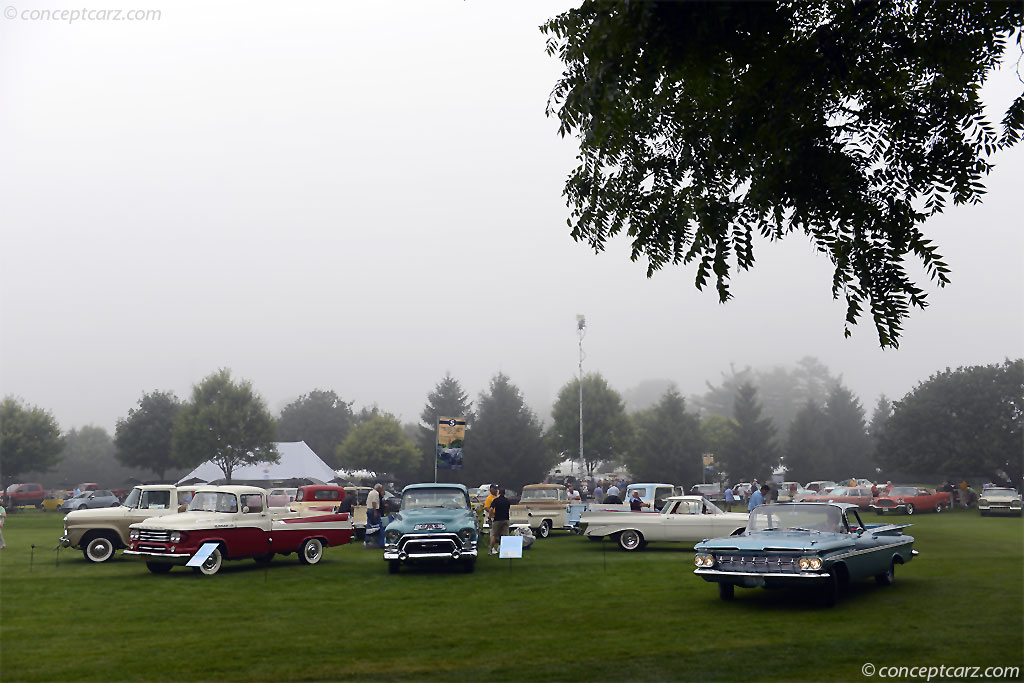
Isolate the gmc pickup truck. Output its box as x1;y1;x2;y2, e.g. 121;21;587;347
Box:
60;485;198;562
124;485;354;575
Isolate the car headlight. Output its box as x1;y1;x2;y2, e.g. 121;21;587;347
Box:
978;498;988;506
169;531;186;543
385;529;401;544
693;553;715;568
799;556;823;571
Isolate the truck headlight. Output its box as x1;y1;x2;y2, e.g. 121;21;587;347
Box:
385;529;401;544
170;531;186;543
130;530;139;540
799;556;823;571
458;528;474;543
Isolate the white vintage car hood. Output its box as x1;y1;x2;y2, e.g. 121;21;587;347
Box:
64;506;129;523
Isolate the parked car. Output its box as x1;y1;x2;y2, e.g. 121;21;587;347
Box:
804;481;837;493
60;485;195;562
694;502;918;606
383;483;478;574
977;488;1023;517
870;487;951;515
509;484;572;537
291;485;347;513
580;496;748;551
125;485;354;575
60;490;120;512
41;490;71;512
798;486;874;509
3;483;46;508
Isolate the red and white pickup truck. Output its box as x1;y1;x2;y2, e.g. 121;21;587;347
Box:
124;485;354;575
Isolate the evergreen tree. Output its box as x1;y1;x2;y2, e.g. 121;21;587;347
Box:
824;384;872;478
785;400;830;482
468;373;552;489
626;388;703;486
722;382;778;481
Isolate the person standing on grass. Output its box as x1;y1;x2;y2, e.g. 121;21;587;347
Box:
489;487;511;556
724;486;735;512
364;484;381;548
0;503;6;549
483;484;498;528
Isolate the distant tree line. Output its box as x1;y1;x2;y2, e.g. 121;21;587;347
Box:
2;359;1020;490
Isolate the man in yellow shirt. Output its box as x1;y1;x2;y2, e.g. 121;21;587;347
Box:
483;484;498;528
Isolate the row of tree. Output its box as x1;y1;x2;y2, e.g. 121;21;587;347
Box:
2;359;1020;490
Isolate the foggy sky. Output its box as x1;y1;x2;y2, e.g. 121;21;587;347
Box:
2;1;1022;437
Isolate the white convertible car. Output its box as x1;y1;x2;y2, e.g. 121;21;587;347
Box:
579;496;748;551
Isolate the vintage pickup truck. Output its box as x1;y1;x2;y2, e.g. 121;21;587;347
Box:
124;485;354;575
509;483;573;538
60;484;197;562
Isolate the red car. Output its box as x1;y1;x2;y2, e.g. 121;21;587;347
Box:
870;486;951;515
799;486;874;509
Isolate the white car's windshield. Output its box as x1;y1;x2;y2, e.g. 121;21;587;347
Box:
402;489;468;510
747;504;844;533
985;488;1016;497
188;492;239;513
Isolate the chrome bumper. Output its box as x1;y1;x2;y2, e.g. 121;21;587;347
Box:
123;550;192;559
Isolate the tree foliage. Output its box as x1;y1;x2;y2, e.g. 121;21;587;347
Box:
0;397;65;483
785;401;831;482
337;414;419;482
49;426;119;489
721;383;778;481
172;369;278;481
626;387;704;485
548;373;633;477
417;374;474;482
543;1;1024;346
277;389;354;468
466;373;553;489
876;360;1023;482
824;384;873;477
114;391;182;480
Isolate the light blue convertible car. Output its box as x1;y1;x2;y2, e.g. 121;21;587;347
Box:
694;502;917;606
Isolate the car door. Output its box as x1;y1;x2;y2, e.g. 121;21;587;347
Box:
662;499;707;541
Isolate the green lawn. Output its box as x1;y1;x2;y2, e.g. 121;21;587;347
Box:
1;509;1021;682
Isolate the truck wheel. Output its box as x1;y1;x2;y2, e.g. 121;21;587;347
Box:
718;583;735;601
618;530;643;551
146;562;172;574
536;520;551;538
299;538;323;565
83;535;117;563
194;547;223;576
388;560;400;574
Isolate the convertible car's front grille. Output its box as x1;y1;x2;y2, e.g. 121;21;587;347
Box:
136;529;171;543
715;553;802;573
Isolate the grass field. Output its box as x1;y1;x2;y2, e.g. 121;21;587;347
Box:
1;508;1021;682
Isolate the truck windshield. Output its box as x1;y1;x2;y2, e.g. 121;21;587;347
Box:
189;492;239;513
123;488;142;508
402;489;468;510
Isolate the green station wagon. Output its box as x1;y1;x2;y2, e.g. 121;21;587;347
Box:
383;483;479;574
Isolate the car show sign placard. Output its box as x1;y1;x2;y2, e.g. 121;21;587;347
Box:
436;416;466;471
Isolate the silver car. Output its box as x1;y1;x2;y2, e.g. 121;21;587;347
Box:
60;490;119;512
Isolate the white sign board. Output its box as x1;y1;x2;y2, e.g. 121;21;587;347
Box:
499;535;523;559
186;542;220;567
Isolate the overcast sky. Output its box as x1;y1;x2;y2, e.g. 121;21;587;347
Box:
2;1;1021;436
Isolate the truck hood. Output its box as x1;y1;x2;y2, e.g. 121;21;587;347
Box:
63;506;129;523
130;510;238;530
696;530;855;553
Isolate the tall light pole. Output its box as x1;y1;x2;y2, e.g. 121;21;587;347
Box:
576;314;586;478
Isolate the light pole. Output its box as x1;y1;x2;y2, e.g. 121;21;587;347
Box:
576;314;586;478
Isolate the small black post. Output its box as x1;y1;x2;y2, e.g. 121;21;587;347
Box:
30;544;35;572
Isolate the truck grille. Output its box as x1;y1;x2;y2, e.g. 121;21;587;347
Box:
398;533;463;556
136;530;171;543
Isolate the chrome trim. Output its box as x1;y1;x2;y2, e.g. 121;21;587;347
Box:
123;550;192;559
828;540;912;562
694;568;829;579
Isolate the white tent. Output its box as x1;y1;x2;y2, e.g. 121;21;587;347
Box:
176;441;335;485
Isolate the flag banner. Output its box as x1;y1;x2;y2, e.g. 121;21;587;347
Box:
436;416;466;470
702;454;715;467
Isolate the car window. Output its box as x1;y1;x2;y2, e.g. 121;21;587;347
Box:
189;492;238;513
655;487;671;501
674;501;699;515
243;494;263;512
139;490;171;510
314;490;339;500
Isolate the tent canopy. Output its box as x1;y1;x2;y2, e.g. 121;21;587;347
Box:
176;442;336;485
